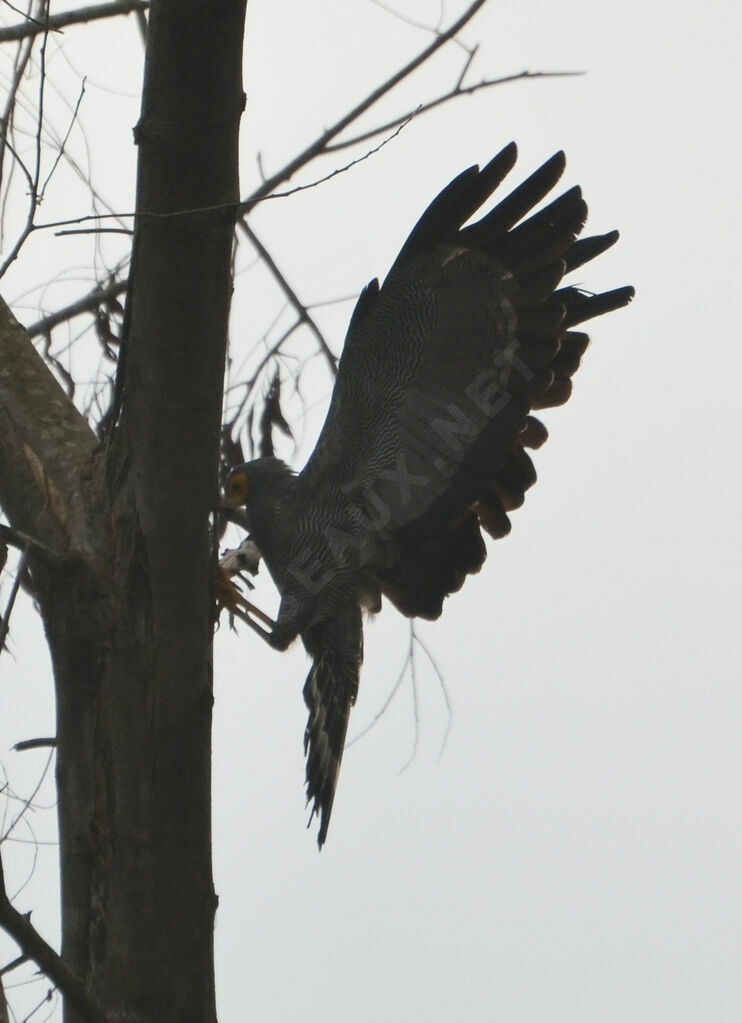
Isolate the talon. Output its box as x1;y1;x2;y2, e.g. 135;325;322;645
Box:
215;536;273;630
214;564;275;632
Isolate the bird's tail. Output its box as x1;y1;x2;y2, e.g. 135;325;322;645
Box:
302;610;363;847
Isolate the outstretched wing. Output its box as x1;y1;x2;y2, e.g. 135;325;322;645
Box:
297;142;633;618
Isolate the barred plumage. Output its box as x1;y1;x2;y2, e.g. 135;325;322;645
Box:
224;142;634;846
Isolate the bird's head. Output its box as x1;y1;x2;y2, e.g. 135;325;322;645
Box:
224;468;250;508
222;457;294;511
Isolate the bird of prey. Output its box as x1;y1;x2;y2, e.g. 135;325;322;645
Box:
223;142;634;846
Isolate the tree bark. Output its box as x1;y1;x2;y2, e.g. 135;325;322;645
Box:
0;0;246;1020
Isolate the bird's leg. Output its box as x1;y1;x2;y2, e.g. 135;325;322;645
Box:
229;603;300;651
229;601;280;641
214;566;276;630
231;594;275;629
216;556;305;650
216;574;297;649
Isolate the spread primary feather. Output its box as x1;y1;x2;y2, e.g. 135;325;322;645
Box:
224;142;634;847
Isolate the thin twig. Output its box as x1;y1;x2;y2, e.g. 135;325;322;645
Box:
55;227;133;237
25;278;127;338
2;0;38;20
0;0;149;43
23;67;572;240
0;23;36;243
455;43;478;91
0;525;61;565
0;137;35;198
39;77;86;199
0;0;50;279
224;318;302;436
0;544;29;653
347;630;413;748
31;0;49;201
238;220;338;377
0;953;29;977
19;3;495;241
347;622;452;766
325;70;584;152
0;969;7;1023
0;849;111;1023
12;739;57;753
2;749;55;846
134;5;147;43
239;112;414;209
244;320;302;390
364;0;447;36
411;624;452;761
399;624;420;773
20;987;58;1022
240;0;491;212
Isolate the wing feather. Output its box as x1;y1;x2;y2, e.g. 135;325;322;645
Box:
296;143;634;618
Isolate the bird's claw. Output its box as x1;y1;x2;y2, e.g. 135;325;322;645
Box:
215;538;287;645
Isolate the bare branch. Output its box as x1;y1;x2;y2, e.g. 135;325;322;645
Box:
39;76;86;199
325;69;584;152
2;751;54;851
12;739;57;753
0;848;112;1023
0;0;148;43
25;278;127;338
0;966;7;1023
411;624;452;761
0;953;28;977
0;294;98;550
134;4;147;42
31;1;49;199
21;988;58;1021
455;42;478;89
347;630;413;749
248;112;413;206
1;136;35;195
0;0;51;280
399;624;420;773
241;0;491;211
347;622;452;765
238;219;338;377
8;1;511;256
23;64;579;250
240;320;301;392
363;0;446;35
0;542;28;652
223;320;303;452
0;25;36;242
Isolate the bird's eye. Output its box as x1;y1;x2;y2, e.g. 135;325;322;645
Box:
225;471;249;506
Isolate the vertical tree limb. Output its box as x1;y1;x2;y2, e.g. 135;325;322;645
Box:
70;1;247;1020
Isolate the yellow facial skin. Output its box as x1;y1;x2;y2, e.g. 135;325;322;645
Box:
224;471;249;508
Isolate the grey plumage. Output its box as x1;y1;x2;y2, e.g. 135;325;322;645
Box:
225;142;634;846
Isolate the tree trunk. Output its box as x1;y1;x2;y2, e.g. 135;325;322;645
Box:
0;1;247;1019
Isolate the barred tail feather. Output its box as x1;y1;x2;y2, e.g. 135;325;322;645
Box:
302;614;362;847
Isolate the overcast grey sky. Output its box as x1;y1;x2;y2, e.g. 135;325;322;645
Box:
1;1;740;1020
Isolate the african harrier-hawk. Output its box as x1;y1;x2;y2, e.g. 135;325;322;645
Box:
224;142;634;846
